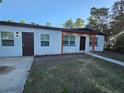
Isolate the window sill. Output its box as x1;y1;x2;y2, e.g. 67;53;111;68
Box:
41;46;50;47
1;46;14;48
64;45;76;46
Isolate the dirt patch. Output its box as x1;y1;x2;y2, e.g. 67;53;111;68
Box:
0;66;15;74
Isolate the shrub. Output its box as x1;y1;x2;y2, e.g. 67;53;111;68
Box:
116;33;124;53
63;87;70;93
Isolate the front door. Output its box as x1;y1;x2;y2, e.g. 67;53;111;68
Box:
80;36;86;51
22;32;34;56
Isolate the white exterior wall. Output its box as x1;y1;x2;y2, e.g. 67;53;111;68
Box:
95;35;104;51
0;25;104;57
0;25;62;57
63;34;90;53
85;35;91;52
0;26;23;57
34;30;62;55
88;35;105;51
63;35;80;53
62;33;104;53
0;31;22;57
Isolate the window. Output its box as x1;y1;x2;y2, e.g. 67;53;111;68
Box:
1;32;14;46
89;36;93;46
70;36;75;46
64;35;75;46
96;37;98;46
64;35;69;46
89;36;98;46
41;34;49;46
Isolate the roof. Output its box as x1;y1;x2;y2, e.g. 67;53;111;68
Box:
0;21;104;35
64;28;104;35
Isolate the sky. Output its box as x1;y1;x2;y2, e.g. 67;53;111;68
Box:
0;0;117;27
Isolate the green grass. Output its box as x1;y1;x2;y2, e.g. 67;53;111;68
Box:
24;54;124;93
93;51;124;62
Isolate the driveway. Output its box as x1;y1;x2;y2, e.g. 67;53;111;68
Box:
0;57;33;93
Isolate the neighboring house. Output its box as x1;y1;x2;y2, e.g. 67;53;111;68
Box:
0;21;104;57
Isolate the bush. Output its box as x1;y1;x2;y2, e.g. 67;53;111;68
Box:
105;44;112;50
116;33;124;53
63;87;70;93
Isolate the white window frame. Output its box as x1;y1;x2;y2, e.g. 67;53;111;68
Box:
1;32;14;46
64;35;75;46
41;34;50;47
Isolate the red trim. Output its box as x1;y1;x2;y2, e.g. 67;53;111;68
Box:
92;34;96;51
61;32;64;54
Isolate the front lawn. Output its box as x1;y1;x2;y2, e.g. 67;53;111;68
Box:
24;54;124;93
93;51;124;62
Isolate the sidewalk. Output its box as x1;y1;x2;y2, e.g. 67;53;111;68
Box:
85;52;124;67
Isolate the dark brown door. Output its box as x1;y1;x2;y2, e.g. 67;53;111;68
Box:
80;37;86;51
22;32;34;56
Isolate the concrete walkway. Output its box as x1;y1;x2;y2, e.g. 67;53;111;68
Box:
0;56;33;93
86;52;124;67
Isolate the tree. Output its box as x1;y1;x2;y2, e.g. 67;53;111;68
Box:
7;19;15;22
86;7;110;39
110;0;124;35
31;22;36;25
110;15;124;35
73;18;85;28
20;20;26;24
45;22;52;27
86;16;98;30
90;7;109;32
86;7;110;40
112;0;124;18
63;19;74;29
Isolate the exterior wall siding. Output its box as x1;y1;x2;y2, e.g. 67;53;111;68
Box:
34;30;62;55
0;26;22;57
63;33;90;53
0;25;62;57
95;35;104;51
63;35;80;53
88;35;105;51
0;25;104;57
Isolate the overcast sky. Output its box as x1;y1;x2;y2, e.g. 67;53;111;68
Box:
0;0;117;27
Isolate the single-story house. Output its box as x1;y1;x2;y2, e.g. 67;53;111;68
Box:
0;21;104;57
